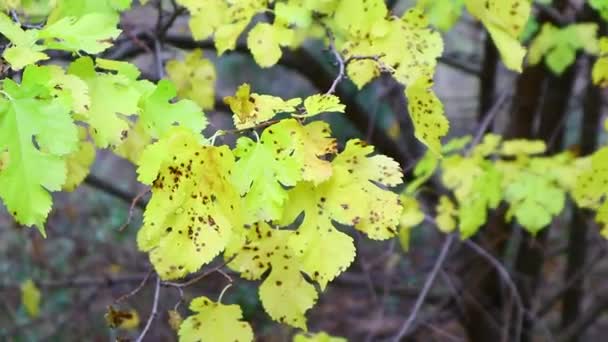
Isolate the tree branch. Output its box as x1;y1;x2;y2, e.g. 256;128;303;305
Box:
135;276;161;342
391;233;456;341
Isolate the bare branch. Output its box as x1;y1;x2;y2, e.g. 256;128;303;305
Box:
467;89;512;154
391;233;456;341
135;276;161;342
558;292;608;342
84;174;147;209
463;240;525;342
0;273;149;290
119;188;150;232
115;269;154;303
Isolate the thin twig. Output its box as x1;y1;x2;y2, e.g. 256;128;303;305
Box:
119;188;150;232
135;276;161;342
0;273;149;290
217;283;232;303
84;174;147;209
463;240;524;342
318;20;384;94
537;248;607;317
558;292;608;342
391;233;455;341
115;269;153;303
172;286;185;311
157;1;186;39
153;38;164;79
467;90;511;154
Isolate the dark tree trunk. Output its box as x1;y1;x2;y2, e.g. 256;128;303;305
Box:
479;35;498;119
561;54;603;340
513;63;576;342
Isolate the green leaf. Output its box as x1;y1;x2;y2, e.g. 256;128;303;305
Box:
503;171;565;234
293;332;347;342
500;139;546;156
39;13;121;54
418;0;465;32
138;79;207;139
593;37;608;87
528;23;598;75
275;2;313;28
0;12;48;69
63;127;95;191
0;65;78;232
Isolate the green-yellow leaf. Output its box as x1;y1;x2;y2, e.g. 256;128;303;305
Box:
593;37;608;87
302;94;345;117
227;222;318;329
465;0;531;72
405;77;449;155
166;49;217;110
138;79;207;139
279;139;402;289
503;171;565;234
20;279;41;318
0;12;48;69
247;22;295;68
231;119;335;223
39;13;121;54
500;139;546;156
63;127;96;191
224;84;301;129
293;332;347;342
436;196;456;233
418;0;465;32
398;194;424;251
68;57;142;148
179;296;253;342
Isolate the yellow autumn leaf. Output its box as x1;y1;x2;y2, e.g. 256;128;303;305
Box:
20;279;41;318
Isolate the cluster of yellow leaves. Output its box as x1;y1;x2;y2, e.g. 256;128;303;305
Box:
175;0;449;153
335;3;448;153
136;90;404;331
